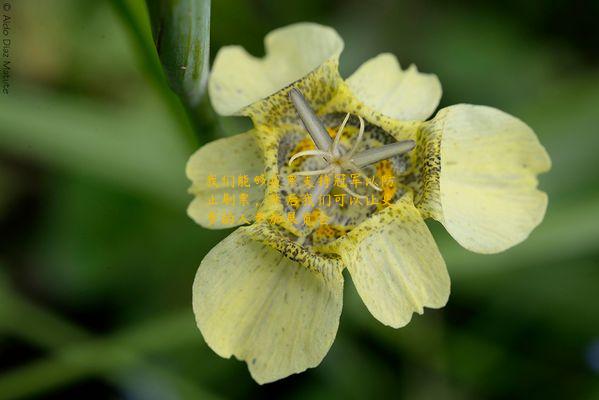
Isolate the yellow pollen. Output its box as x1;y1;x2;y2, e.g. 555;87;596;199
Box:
326;127;337;139
376;159;397;208
291;138;315;156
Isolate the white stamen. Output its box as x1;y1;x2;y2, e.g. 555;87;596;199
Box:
331;112;351;156
347;115;365;158
288;149;331;166
287;89;417;230
348;164;383;192
294;167;334;177
341;185;367;199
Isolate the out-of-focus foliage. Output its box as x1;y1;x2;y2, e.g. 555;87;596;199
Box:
0;0;598;399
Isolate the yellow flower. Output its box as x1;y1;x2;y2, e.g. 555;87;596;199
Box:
186;23;551;384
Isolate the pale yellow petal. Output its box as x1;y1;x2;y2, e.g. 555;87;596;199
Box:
430;104;551;253
192;227;343;384
346;53;442;121
336;194;449;328
209;23;344;116
186;131;265;229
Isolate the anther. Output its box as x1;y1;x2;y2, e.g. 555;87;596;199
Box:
289;88;333;152
287;88;417;229
351;140;416;167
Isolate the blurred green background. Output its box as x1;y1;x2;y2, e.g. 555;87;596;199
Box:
1;0;598;398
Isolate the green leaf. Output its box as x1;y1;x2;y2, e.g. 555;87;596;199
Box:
0;87;190;207
147;0;211;108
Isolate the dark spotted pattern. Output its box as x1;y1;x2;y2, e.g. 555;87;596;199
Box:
414;117;443;219
276;113;411;246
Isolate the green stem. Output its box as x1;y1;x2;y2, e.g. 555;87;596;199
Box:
108;0;199;149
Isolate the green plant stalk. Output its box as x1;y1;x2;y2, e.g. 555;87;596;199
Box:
109;0;200;149
146;0;217;143
148;0;210;107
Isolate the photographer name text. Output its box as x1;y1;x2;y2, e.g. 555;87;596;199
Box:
2;1;12;95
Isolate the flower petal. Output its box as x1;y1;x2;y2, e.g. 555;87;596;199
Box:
192;227;344;384
346;53;442;121
336;194;449;328
186;131;265;229
422;104;551;253
209;23;344;116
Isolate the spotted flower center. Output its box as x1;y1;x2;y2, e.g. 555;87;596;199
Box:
266;89;419;247
288;112;383;198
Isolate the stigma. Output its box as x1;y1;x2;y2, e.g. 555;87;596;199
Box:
289;110;383;198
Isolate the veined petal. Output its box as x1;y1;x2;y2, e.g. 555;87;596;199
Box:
192;227;343;384
209;23;344;117
335;194;449;328
422;104;551;253
186;132;265;229
346;53;442;121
